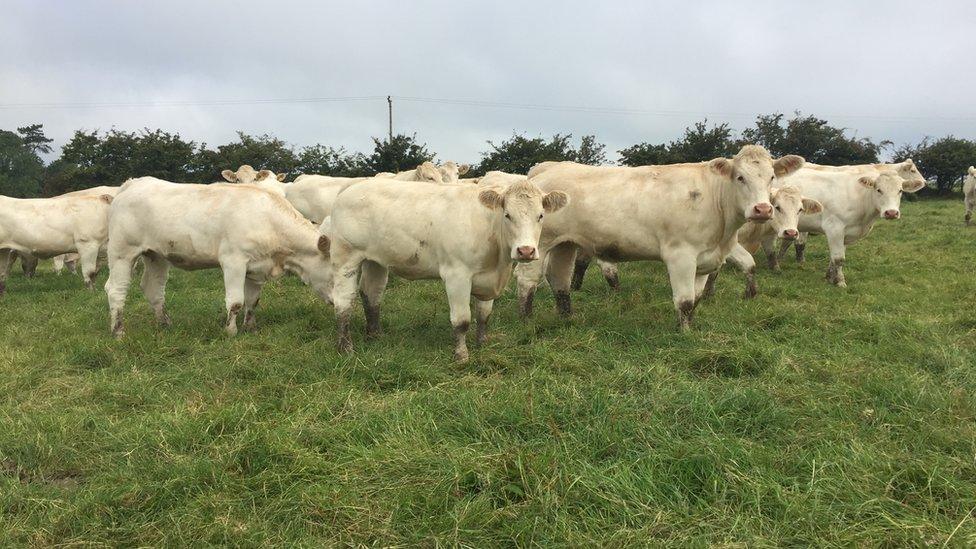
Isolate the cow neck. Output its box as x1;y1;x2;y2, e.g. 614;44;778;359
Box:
485;208;516;295
854;184;882;228
711;174;746;246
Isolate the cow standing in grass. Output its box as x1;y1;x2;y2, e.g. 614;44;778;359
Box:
703;185;823;298
964;166;976;225
515;145;804;329
328;178;567;361
0;193;114;295
104;177;332;338
775;162;926;287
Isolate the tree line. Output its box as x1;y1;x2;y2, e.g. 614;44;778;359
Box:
2;113;975;198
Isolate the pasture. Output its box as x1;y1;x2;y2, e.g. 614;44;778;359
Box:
1;198;974;546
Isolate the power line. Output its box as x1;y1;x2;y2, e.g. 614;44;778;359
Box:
0;93;972;124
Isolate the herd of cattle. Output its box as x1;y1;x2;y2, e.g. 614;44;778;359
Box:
1;146;972;361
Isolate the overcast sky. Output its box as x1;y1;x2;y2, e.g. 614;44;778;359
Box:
2;0;973;164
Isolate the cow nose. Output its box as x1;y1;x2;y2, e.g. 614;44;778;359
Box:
751;203;773;220
883;209;900;220
782;229;798;239
516;246;536;260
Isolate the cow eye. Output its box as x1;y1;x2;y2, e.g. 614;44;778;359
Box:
876;189;882;194
774;205;782;212
537;214;544;221
737;175;745;183
504;213;511;220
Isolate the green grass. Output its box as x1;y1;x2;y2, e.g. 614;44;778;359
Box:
1;198;975;546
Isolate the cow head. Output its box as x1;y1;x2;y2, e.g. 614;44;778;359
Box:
969;166;976;177
710;145;804;222
859;172;924;220
296;223;334;304
415;162;444;183
769;186;822;240
222;164;258;184
478;182;568;262
894;159;926;190
437;161;471;183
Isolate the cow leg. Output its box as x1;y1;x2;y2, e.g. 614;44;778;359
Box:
0;249;14;296
53;254;66;275
546;242;577;317
77;241;102;290
794;232;808;264
443;273;473;362
475;299;493;345
823;226;847;288
242;277;263;332
597;259;620;291
701;270;719;300
65;255;78;274
19;253;38;279
694;274;711;303
105;252;138;338
331;248;365;354
515;255;545;318
761;236;780;271
359;260;389;338
725;243;758;299
220;260;248;336
570;248;591;291
664;253;698;330
966;199;974;226
140;253;172;328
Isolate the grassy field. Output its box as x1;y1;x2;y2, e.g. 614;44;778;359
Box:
1;198;974;546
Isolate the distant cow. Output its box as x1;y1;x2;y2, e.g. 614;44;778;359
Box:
53;253;80;275
221;165;288;196
0;193;114;294
703;185;823;298
515;146;804;329
329;178;567;361
104;177;332;338
965;166;976;225
775;161;926;286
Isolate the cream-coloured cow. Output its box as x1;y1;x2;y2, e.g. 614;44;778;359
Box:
774;162;926;286
964;166;976;225
53;253;80;275
515;145;804;328
703;185;823;298
0;193;114;294
329;178;568;361
221;165;288;196
104;177;332;338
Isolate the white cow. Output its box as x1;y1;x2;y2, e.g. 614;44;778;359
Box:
104;177;332;338
775;162;926;286
515;145;804;328
964;166;976;225
221;165;288;196
0;193;114;294
329;178;568;361
53;253;80;275
703;185;823;298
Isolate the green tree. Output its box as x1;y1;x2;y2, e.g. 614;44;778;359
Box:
619;120;734;166
192;132;298;181
893;136;976;194
576;135;607;166
362;134;434;174
475;133;582;175
0;129;44;197
17;124;53;155
740;113;882;165
296;144;366;177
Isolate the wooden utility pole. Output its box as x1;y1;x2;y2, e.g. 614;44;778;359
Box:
387;95;393;142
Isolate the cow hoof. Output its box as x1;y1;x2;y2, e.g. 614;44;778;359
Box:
454;349;470;363
836;281;847;289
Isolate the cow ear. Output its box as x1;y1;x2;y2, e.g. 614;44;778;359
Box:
256;169;272;181
221;169;237;182
709;158;733;178
858;176;877;189
316;235;330;255
542;191;569;213
417;162;440;181
478;189;504;210
458;164;471;176
773;155;805;177
276;173;287;182
99;194;114;204
801;198;823;214
902;178;926;193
